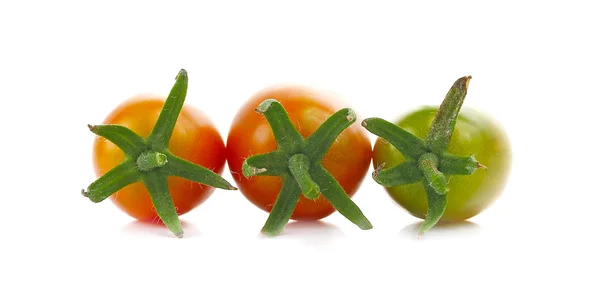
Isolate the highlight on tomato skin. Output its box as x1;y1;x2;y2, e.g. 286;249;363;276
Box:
93;95;227;221
226;85;373;223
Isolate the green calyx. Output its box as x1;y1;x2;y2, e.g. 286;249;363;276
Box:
81;69;237;238
242;99;372;236
362;76;485;235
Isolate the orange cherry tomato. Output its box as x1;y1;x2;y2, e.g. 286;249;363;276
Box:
93;94;226;221
226;85;372;220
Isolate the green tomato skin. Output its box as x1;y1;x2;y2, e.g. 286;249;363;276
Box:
373;107;512;222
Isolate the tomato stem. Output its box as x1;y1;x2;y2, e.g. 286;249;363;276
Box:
362;76;486;235
305;108;356;160
242;151;289;177
87;124;145;157
372;161;423;187
261;175;301;237
256;99;305;155
426;76;471;154
439;153;484;175
137;151;168;171
361;118;427;160
142;172;184;238
418;153;449;195
164;154;238;190
147;69;188;150
82;160;140;202
243;99;372;236
289;154;320;200
419;185;447;235
310;165;373;230
83;69;236;238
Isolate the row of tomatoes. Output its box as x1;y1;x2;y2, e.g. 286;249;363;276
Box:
87;70;511;237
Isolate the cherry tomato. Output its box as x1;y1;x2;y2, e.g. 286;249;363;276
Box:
226;85;372;220
93;94;226;221
373;107;511;222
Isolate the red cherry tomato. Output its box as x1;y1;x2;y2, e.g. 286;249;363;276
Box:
226;85;372;220
93;95;226;221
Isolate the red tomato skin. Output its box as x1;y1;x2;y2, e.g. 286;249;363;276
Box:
93;95;226;221
226;85;372;220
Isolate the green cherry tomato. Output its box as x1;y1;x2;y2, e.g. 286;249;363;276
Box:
373;107;511;222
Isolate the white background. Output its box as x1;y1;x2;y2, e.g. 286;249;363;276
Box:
1;1;598;302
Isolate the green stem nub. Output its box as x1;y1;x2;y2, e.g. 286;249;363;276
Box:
137;151;168;172
419;154;449;195
288;154;320;200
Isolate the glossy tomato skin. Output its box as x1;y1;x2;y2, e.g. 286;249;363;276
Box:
93;95;226;221
226;85;372;220
373;107;511;222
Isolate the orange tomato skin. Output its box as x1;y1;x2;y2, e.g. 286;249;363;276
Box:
93;95;226;221
226;85;372;220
